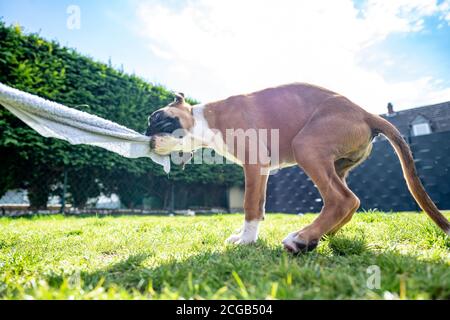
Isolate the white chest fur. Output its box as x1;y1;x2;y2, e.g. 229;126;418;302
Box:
190;104;243;166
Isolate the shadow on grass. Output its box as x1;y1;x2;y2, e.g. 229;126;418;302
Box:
44;235;450;299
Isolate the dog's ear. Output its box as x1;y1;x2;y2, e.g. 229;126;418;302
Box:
171;92;185;105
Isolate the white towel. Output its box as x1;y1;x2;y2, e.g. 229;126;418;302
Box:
0;82;170;173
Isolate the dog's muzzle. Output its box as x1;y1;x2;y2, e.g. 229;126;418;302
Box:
145;111;182;137
149;136;157;150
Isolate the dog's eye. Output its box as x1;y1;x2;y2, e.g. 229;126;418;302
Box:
149;112;160;124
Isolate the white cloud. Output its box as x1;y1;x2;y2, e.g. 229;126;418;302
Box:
439;0;450;24
134;0;450;113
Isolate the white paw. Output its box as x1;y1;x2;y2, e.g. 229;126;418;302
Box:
225;233;256;245
282;231;319;253
225;220;260;245
281;231;299;251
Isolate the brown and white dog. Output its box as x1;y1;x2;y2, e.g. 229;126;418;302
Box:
145;83;450;253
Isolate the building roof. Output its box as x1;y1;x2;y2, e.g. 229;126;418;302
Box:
381;101;450;137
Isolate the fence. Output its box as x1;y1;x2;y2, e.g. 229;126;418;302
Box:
0;166;229;215
266;130;450;213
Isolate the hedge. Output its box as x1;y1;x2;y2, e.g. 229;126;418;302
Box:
0;21;243;209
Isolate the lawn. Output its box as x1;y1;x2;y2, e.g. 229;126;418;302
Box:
0;212;449;300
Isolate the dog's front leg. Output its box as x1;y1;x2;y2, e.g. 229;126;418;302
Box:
226;165;269;245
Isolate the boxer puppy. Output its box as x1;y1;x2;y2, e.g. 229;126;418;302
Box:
145;83;450;253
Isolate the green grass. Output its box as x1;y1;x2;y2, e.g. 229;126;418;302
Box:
0;212;449;300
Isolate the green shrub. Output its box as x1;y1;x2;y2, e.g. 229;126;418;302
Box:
0;21;243;209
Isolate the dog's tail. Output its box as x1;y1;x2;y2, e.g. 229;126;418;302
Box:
366;114;450;235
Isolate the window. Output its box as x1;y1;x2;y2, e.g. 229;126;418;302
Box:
410;115;432;137
412;122;431;136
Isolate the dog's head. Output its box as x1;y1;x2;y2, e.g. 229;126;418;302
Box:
145;92;195;155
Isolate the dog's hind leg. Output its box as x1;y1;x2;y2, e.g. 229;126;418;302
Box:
327;146;372;235
325;164;359;235
226;164;269;244
282;108;369;253
282;147;360;253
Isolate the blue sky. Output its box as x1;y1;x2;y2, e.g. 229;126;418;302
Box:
1;0;449;114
